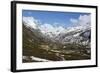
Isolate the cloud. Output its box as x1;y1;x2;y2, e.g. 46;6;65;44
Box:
39;23;65;37
70;14;91;28
23;14;91;37
22;16;66;37
23;16;39;29
39;23;55;33
78;15;91;26
70;18;78;24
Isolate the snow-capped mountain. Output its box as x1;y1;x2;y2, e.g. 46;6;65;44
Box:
22;14;91;46
23;16;39;29
55;28;91;45
23;15;91;62
39;23;66;38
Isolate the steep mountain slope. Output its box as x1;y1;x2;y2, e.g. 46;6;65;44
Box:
23;23;67;62
55;27;91;46
22;16;91;62
23;16;91;46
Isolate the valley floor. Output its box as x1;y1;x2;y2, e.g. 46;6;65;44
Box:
23;47;91;63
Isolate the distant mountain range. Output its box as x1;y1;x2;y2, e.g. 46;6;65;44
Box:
23;16;91;48
22;16;91;62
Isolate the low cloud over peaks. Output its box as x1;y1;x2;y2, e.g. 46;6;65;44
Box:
23;16;66;36
23;16;39;29
23;14;91;37
70;14;91;28
39;23;66;36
